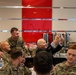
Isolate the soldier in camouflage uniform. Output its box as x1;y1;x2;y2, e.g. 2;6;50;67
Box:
0;41;11;64
0;49;32;75
51;44;76;75
6;27;30;57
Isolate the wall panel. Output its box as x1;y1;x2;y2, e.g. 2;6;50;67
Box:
22;0;52;43
0;0;22;41
52;0;76;42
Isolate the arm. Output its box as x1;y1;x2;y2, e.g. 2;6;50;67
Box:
51;44;62;54
0;51;4;58
18;37;30;56
47;43;62;54
0;64;10;75
51;65;58;75
47;33;64;54
24;66;32;75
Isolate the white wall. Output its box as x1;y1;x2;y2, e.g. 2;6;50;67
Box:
0;0;22;41
53;0;76;42
0;0;76;42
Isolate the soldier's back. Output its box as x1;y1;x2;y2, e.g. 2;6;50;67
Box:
0;62;25;75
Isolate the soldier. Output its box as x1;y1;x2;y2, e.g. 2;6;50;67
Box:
0;41;11;64
51;44;76;75
33;51;53;75
6;27;30;57
0;49;31;75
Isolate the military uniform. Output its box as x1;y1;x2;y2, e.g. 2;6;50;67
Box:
0;62;32;75
51;61;76;75
7;37;30;57
2;51;10;62
0;51;10;65
23;66;32;75
31;48;37;57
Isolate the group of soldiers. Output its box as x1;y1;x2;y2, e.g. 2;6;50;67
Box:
0;27;31;75
0;27;64;75
0;27;76;75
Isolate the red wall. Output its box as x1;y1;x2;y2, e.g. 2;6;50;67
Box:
22;0;52;43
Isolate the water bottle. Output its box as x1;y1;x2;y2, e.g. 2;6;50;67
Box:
0;58;4;69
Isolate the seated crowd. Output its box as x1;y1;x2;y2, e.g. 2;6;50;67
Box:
0;27;76;75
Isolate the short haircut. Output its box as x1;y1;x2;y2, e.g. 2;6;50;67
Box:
10;48;22;59
33;51;53;74
10;27;18;33
37;38;45;46
68;44;76;50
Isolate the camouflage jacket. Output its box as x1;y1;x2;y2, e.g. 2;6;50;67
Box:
2;51;10;64
51;61;76;75
7;37;30;56
0;50;10;65
0;62;32;75
31;48;37;57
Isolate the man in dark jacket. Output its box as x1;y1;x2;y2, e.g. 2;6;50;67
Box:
36;33;64;54
36;34;64;65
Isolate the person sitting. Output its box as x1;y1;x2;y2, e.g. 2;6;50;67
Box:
32;34;64;66
51;44;76;75
0;48;32;75
0;41;11;64
36;33;64;53
33;51;53;75
6;27;30;56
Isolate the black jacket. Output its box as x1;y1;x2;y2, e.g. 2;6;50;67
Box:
47;44;62;54
36;44;63;65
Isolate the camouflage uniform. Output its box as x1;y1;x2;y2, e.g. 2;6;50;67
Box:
1;51;10;64
51;61;76;75
0;62;32;75
31;48;37;57
0;50;10;65
7;37;30;57
23;66;32;75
